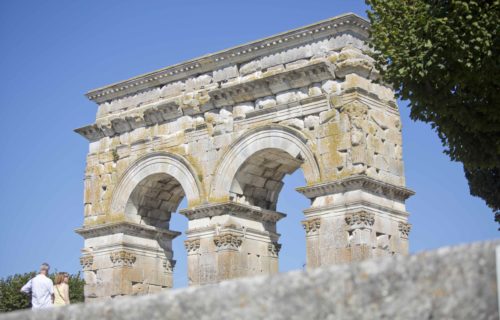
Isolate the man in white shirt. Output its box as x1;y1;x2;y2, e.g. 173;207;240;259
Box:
20;263;54;309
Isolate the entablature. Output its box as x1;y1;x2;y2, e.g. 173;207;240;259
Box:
296;175;415;202
86;13;369;104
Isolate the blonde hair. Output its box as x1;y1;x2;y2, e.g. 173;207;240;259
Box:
55;272;68;285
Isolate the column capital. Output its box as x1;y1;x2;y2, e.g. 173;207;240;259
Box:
110;250;137;267
345;211;375;230
184;239;201;254
398;222;412;239
268;242;282;258
214;232;244;251
80;255;94;271
163;259;176;273
302;218;321;236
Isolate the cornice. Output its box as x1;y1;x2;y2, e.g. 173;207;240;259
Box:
179;201;286;222
85;13;369;104
75;221;181;240
75;61;333;142
296;175;415;201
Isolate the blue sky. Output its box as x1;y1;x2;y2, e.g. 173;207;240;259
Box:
0;0;497;288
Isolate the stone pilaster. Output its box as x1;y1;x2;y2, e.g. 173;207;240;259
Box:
214;231;244;280
398;222;412;254
301;218;321;268
297;175;413;268
180;202;284;285
267;242;281;274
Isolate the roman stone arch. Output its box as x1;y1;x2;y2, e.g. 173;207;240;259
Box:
76;13;415;300
76;153;203;299
110;152;203;216
211;124;321;201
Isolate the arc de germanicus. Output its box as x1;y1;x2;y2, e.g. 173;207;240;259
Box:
75;13;414;301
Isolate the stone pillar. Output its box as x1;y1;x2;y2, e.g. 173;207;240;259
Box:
297;175;413;269
181;202;284;285
76;221;180;301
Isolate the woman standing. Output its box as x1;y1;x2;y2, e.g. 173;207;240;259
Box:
53;272;70;306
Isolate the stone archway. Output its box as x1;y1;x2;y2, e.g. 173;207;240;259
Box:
179;126;321;285
76;13;414;301
211;125;321;201
76;153;202;300
111;152;203;215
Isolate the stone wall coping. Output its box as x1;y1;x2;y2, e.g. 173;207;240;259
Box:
85;13;368;104
179;201;286;222
2;240;497;320
296;175;415;201
75;221;181;240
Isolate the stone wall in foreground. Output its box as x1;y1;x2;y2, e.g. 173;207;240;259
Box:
1;240;498;320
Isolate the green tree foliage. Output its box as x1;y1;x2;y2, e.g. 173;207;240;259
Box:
366;0;500;224
0;272;85;313
0;272;35;312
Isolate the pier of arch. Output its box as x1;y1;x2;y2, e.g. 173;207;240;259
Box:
75;13;414;301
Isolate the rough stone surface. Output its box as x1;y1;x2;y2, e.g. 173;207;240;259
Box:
2;241;498;320
74;13;415;300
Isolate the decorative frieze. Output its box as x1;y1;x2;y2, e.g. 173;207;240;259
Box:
345;211;375;229
110;250;137;267
214;233;243;251
80;255;94;271
302;218;321;235
184;239;201;254
398;222;412;239
268;242;282;258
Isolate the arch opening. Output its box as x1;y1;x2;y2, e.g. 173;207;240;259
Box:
227;146;310;275
211;125;321;200
229;148;304;211
125;173;185;228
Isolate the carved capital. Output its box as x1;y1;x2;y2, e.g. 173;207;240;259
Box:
398;222;411;239
268;242;282;258
110;250;136;267
162;259;176;273
345;211;375;229
302;218;321;235
80;255;94;271
214;233;243;251
184;239;200;254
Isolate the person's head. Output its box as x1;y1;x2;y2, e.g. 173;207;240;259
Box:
39;263;50;275
55;272;68;285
